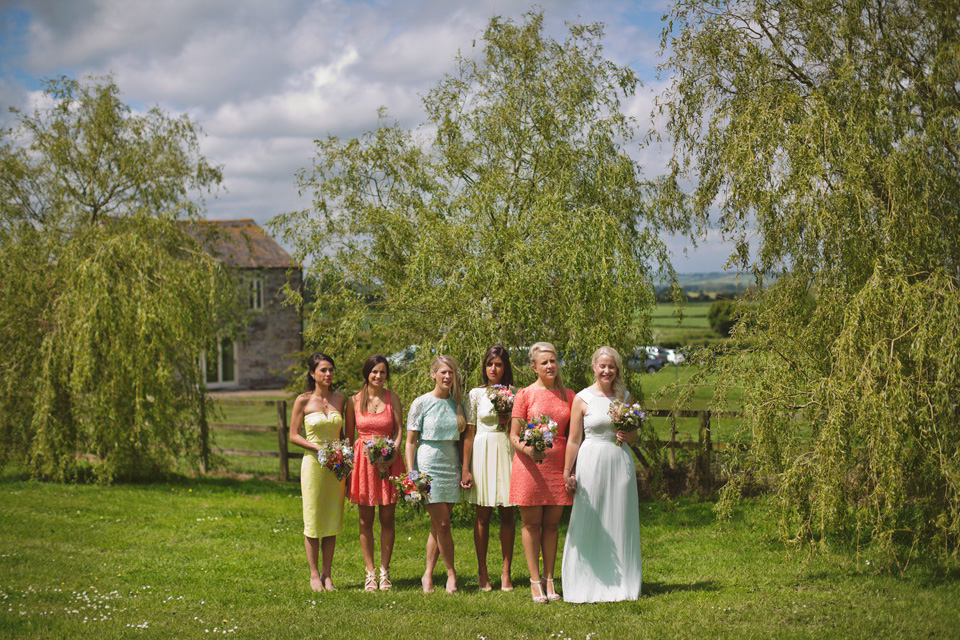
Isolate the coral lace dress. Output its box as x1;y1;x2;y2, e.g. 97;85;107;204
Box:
349;396;405;506
509;385;575;506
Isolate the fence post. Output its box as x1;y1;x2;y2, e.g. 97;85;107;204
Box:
697;409;711;487
199;397;210;474
669;414;677;469
277;400;289;482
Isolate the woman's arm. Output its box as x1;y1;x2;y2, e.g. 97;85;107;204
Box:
386;390;403;465
343;396;356;446
288;395;318;453
333;392;346;439
563;396;586;492
404;429;419;473
461;422;475;488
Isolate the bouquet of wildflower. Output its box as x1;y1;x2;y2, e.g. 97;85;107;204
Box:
520;414;558;462
364;435;396;478
316;440;355;480
607;401;646;446
486;384;516;432
390;470;432;506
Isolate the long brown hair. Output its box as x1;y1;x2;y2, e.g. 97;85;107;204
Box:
481;345;514;387
357;354;390;415
305;352;334;392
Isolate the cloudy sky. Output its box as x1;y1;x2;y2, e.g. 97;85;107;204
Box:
0;0;734;272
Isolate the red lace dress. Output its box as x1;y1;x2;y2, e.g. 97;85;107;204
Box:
508;385;575;506
349;396;406;506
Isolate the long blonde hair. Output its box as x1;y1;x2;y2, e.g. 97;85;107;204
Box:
430;355;467;433
529;342;565;392
592;346;626;401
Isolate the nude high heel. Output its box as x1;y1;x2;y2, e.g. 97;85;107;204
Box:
544;577;561;601
530;578;547;603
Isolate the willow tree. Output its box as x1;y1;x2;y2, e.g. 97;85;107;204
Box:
273;10;679;400
0;76;245;482
658;0;960;563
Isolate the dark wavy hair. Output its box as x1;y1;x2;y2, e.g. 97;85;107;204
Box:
358;354;390;415
481;345;514;387
305;352;335;392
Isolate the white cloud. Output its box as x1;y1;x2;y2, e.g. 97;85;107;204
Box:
0;0;731;271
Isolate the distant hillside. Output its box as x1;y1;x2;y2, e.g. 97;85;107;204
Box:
657;272;754;295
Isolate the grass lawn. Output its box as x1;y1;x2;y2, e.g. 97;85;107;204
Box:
1;473;957;639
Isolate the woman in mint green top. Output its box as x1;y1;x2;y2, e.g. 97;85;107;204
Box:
404;355;467;593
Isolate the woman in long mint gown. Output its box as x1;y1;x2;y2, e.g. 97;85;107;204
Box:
561;346;642;602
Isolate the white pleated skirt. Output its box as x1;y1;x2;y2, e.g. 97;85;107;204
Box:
466;430;513;507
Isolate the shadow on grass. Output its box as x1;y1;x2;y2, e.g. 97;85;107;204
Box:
642;579;721;596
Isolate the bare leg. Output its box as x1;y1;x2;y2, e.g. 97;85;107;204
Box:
474;505;493;590
498;505;516;590
377;504;396;590
319;535;337;590
422;527;440;592
305;536;322;592
357;506;377;574
426;502;458;593
540;505;564;599
378;504;396;570
518;505;544;597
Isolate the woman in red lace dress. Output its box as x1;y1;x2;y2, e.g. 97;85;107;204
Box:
345;354;405;591
509;342;574;603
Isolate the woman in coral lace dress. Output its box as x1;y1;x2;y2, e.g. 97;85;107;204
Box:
509;342;574;603
345;354;405;591
289;352;346;592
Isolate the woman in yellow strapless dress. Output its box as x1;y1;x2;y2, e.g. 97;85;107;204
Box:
290;352;346;592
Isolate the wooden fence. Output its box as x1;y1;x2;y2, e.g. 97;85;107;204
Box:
209;399;742;485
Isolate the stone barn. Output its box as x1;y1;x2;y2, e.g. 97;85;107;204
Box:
187;219;302;389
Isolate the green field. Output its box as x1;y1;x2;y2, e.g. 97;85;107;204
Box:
648;301;723;347
1;475;957;639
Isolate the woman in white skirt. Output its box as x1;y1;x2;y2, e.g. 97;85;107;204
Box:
561;346;642;602
461;345;516;591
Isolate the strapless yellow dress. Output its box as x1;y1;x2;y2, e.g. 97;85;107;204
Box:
300;410;346;538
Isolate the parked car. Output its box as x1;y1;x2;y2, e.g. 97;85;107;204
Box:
665;348;686;365
387;344;419;369
642;346;686;366
627;349;665;374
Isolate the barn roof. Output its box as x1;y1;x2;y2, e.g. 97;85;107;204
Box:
183;219;298;269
